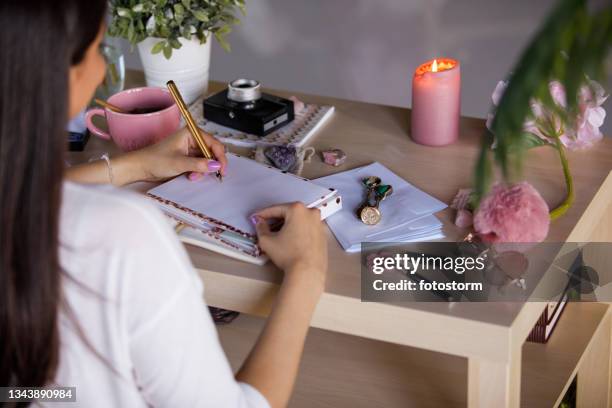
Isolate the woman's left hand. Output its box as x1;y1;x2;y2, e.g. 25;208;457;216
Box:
135;126;228;182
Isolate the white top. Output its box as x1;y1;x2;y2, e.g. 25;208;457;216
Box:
49;182;269;408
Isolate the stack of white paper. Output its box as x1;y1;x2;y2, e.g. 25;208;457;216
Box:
313;162;447;252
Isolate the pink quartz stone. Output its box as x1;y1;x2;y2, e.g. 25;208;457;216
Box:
322;149;347;166
289;96;306;115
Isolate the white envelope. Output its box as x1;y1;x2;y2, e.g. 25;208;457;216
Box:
313;162;446;252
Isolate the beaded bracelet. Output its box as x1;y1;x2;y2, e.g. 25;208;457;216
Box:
100;153;114;185
88;153;114;185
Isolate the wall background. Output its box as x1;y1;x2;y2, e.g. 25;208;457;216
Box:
121;0;611;135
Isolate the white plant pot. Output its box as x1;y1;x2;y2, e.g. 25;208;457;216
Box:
137;36;211;104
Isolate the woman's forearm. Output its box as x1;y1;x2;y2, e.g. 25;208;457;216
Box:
236;267;323;408
65;151;145;186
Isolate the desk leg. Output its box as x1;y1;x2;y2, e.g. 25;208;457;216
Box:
468;350;521;408
577;309;612;408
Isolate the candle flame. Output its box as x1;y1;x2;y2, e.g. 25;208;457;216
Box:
431;59;438;72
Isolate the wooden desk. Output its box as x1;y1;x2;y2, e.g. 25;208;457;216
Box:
70;70;612;408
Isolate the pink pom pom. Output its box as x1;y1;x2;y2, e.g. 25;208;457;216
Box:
474;182;549;243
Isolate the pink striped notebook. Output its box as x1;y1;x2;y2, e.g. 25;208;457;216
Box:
147;153;342;264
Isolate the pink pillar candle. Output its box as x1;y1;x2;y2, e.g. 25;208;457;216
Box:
411;58;461;146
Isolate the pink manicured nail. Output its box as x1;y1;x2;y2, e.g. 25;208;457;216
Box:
188;172;203;181
249;214;260;225
207;160;221;172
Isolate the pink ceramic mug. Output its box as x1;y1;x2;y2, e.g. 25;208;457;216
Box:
86;87;181;151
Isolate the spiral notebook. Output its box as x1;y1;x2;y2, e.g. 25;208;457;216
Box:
147;153;342;264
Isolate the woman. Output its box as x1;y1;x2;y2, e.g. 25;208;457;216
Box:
0;1;327;407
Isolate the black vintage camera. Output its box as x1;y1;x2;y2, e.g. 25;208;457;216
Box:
203;79;295;136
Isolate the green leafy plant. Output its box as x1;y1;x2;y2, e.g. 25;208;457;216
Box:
108;0;246;59
473;0;611;219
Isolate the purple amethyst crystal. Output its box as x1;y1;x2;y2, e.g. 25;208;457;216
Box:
264;145;297;171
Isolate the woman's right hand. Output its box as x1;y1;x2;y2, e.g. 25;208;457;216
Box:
252;203;327;292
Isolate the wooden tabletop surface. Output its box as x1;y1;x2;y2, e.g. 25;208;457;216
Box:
70;70;612;360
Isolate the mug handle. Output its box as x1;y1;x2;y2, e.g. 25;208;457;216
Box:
85;108;111;140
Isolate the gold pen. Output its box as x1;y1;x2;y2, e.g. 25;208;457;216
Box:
166;80;223;182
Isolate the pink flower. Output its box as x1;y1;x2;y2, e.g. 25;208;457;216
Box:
491;80;508;106
549;81;567;107
560;80;608;149
450;188;474;227
486;80;508;131
581;79;608;106
487;78;608;150
522;100;564;140
474;182;549;243
450;188;473;210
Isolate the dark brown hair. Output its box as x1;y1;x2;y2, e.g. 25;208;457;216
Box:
0;0;107;391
